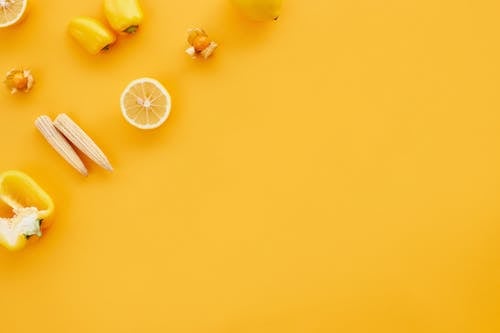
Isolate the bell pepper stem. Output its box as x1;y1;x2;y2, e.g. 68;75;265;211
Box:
124;25;139;34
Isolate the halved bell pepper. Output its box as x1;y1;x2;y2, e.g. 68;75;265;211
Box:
68;17;116;55
0;171;54;251
104;0;144;34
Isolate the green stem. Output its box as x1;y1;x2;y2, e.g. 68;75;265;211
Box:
124;25;139;34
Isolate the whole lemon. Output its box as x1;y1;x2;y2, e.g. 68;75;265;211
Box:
231;0;283;21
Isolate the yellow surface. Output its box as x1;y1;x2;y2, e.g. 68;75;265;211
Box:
1;0;499;331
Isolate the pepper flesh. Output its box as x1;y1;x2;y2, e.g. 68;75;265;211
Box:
68;17;116;55
104;0;144;34
0;171;54;251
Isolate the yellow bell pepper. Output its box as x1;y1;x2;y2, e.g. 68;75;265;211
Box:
0;171;54;251
68;17;116;55
104;0;144;34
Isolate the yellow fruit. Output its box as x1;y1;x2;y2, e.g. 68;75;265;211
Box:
185;28;218;59
0;170;54;251
120;78;172;130
0;171;54;219
103;0;144;34
231;0;282;21
4;68;34;94
68;17;116;55
0;0;28;28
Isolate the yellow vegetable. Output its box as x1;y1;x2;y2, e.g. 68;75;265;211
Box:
68;17;116;55
104;0;144;34
0;171;54;251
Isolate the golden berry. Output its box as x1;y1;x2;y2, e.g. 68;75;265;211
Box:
4;69;34;94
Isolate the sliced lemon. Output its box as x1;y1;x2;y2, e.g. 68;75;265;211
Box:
0;0;28;28
120;77;172;130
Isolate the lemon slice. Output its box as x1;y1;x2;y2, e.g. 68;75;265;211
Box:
0;0;28;28
120;78;172;130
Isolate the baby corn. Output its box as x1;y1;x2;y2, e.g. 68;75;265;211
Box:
53;114;113;171
35;116;88;176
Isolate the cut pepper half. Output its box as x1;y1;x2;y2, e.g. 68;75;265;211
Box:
0;170;54;251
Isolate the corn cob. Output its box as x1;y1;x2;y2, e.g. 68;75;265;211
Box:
53;114;113;171
35;115;88;176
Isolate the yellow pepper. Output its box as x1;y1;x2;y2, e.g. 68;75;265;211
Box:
68;17;116;55
0;171;54;251
104;0;144;34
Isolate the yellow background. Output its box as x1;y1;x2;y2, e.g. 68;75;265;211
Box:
1;0;500;331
